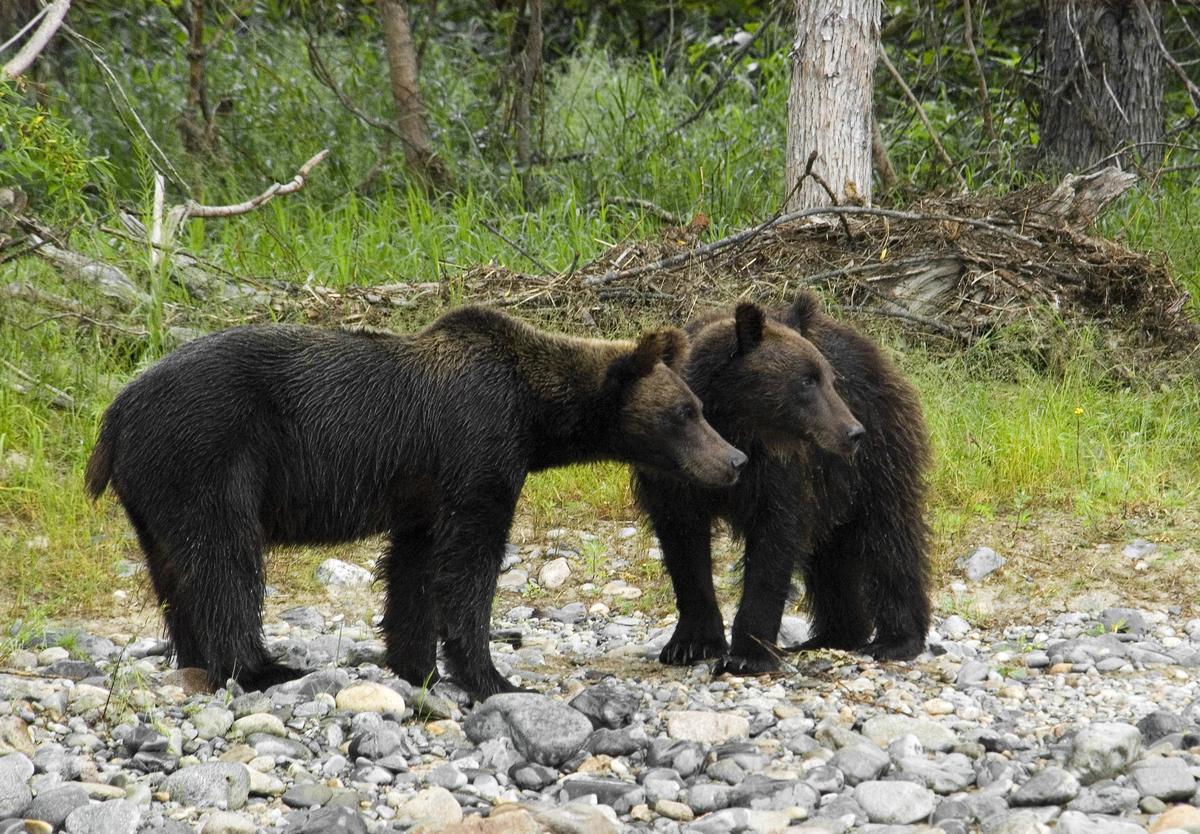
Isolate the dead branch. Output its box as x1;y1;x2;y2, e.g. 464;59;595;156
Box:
841;303;970;342
307;38;402;138
671;4;784;134
63;25;188;189
16;220;148;308
961;0;997;146
1;358;74;409
602;197;684;226
1134;0;1200;115
173;148;329;221
878;46;969;191
480;220;554;275
2;0;71;80
584;205;1041;286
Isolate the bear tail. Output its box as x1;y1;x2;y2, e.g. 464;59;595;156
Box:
84;418;115;499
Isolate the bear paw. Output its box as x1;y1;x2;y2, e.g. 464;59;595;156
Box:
864;636;925;661
714;653;781;676
659;632;728;666
235;660;305;692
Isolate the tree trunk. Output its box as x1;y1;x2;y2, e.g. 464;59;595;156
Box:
785;0;880;210
378;0;450;190
1039;0;1164;172
513;0;543;200
180;0;216;155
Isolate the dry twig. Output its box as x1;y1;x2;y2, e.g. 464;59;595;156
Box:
878;46;969;191
961;0;997;146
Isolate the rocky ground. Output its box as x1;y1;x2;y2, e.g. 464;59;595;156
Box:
3;534;1200;834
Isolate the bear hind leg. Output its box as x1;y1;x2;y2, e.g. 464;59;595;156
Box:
380;526;442;689
796;537;872;654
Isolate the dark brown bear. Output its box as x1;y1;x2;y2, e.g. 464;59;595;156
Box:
86;305;747;700
634;295;931;674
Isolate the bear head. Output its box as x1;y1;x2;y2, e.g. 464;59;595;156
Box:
606;328;748;487
695;300;864;459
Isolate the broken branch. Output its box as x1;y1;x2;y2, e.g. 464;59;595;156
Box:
3;0;71;80
879;46;969;191
175;148;330;220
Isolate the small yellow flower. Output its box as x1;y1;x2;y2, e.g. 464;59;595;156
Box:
1074;407;1084;416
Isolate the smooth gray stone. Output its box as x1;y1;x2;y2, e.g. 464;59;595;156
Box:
831;743;890;786
64;799;140;834
27;782;90;828
464;693;592;767
1129;756;1196;800
0;754;33;817
1011;766;1080;806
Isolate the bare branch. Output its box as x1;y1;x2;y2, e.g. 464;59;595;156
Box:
1;358;74;409
1134;0;1200;114
307;37;402;137
176;149;330;220
3;0;71;80
602;196;684;226
671;4;784;134
878;46;969;191
961;0;997;145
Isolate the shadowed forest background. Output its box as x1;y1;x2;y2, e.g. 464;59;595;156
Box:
2;0;1200;638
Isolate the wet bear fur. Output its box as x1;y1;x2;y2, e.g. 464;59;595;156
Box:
634;294;931;674
86;305;747;699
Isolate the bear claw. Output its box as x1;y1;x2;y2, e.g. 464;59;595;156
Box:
659;638;728;666
714;653;781;676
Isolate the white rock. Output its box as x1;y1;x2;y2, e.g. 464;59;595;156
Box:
315;558;373;588
666;711;749;744
336;682;406;715
539;557;571;589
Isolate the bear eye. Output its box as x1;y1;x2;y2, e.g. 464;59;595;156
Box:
798;374;817;389
676;403;697;421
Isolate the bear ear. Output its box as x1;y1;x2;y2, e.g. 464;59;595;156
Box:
733;302;765;356
656;327;687;372
611;331;666;382
789;290;822;335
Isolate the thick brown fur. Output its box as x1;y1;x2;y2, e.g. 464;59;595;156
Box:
87;305;746;699
634;292;931;674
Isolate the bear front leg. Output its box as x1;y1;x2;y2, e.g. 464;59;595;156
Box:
721;519;799;676
380;527;442;689
430;489;527;702
637;475;726;666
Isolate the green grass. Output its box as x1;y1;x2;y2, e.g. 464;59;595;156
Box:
2;21;1200;627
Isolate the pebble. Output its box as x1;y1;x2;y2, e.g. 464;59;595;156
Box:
854;780;935;824
667;711;750;745
334;682;406;714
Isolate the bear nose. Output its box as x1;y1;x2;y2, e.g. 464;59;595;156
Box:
847;423;866;443
730;450;749;472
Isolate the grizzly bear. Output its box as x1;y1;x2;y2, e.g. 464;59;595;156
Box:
634;295;931;674
86;305;747;699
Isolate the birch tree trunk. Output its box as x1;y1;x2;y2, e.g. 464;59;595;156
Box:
1039;0;1164;172
785;0;880;210
378;0;451;190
